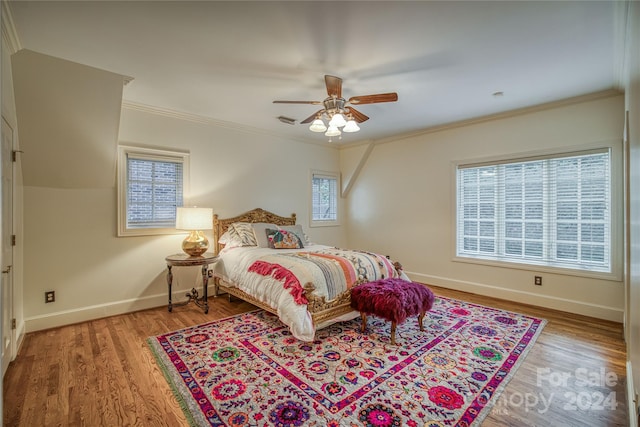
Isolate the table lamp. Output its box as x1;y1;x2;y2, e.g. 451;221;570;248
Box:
176;207;213;257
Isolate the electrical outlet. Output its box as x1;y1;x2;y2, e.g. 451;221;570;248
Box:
534;276;542;286
45;291;55;303
208;269;213;278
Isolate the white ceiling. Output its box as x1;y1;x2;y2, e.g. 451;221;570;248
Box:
6;1;622;145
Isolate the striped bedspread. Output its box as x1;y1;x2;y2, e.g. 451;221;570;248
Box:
248;248;399;304
213;244;404;341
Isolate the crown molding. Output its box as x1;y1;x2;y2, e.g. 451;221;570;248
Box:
121;100;336;148
1;1;21;54
122;100;214;125
613;1;630;90
358;89;624;149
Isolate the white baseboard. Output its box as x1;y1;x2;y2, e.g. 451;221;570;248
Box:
629;361;639;427
407;271;624;322
7;320;27;367
15;320;25;354
23;273;624;330
24;285;218;333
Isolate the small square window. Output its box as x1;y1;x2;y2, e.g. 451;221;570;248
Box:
117;145;190;236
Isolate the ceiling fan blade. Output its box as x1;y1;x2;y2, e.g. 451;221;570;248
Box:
348;92;398;105
301;110;324;124
346;107;369;123
273;100;322;105
325;75;342;98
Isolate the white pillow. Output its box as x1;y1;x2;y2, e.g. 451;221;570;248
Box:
250;223;277;248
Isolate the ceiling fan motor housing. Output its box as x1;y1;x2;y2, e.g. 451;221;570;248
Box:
323;97;346;117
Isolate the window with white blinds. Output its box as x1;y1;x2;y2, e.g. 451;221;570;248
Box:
456;149;612;273
311;171;339;226
127;157;183;228
118;146;189;236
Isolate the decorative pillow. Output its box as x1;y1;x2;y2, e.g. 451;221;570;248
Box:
278;225;309;246
231;222;257;246
251;223;278;248
218;230;245;248
265;228;305;249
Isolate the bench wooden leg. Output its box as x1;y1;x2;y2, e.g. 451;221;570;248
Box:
390;321;397;345
418;311;426;331
360;312;367;333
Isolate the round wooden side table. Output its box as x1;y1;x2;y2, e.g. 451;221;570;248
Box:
165;253;218;314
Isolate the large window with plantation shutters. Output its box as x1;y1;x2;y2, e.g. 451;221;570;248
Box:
455;148;615;274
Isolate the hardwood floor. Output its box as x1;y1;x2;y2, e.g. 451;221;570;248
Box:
3;286;629;426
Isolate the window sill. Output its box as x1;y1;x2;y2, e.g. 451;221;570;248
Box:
309;221;341;228
117;227;185;237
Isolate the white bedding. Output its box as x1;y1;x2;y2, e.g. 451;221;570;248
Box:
212;244;407;341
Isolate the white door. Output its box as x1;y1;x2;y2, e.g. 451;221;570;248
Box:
1;116;14;377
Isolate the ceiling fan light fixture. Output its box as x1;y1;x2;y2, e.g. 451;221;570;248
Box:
273;74;398;140
325;125;341;137
343;120;360;133
309;119;327;132
328;113;346;128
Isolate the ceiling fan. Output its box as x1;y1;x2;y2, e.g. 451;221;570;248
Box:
273;75;398;138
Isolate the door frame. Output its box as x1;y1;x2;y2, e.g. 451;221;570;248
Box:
1;114;15;377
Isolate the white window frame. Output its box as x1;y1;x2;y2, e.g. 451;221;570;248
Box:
452;142;623;280
310;169;341;227
117;145;190;237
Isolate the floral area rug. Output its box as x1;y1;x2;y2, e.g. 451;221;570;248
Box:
147;296;545;426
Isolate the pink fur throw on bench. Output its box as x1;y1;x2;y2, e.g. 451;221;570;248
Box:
350;278;435;324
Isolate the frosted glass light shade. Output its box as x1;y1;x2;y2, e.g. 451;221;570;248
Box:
343;120;360;133
309;119;327;132
176;207;213;230
325;126;341;137
329;113;346;127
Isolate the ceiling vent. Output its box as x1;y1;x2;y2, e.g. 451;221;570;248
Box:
277;116;296;125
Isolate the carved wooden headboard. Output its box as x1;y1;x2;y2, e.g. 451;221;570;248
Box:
212;208;296;255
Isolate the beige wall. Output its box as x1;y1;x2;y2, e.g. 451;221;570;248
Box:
342;94;625;322
11;50;125;189
22;107;345;331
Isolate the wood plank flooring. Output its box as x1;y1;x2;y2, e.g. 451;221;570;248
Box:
3;286;629;426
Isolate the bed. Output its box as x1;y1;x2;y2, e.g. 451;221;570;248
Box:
211;208;407;341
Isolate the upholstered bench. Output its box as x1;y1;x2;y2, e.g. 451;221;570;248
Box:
350;278;435;345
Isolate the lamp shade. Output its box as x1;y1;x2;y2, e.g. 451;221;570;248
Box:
176;207;213;230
